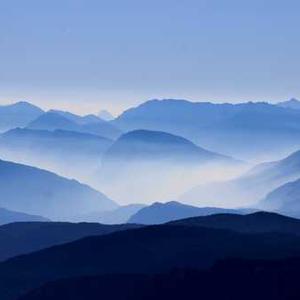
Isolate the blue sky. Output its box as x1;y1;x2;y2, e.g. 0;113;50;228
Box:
0;0;300;114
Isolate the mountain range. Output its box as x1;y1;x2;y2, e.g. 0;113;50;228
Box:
27;111;121;140
0;128;113;180
113;99;300;160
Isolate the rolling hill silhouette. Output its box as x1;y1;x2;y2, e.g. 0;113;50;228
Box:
1;212;300;299
0;221;140;261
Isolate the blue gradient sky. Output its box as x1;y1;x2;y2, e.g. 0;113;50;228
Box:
0;0;299;114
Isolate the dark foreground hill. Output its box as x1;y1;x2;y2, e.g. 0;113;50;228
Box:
1;217;300;299
0;222;140;262
20;257;300;300
169;211;300;235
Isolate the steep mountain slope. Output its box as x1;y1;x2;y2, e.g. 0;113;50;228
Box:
27;111;121;139
128;201;249;224
0;159;117;219
181;148;300;207
113;99;300;160
0;128;113;180
0;101;44;132
0;208;49;225
1;222;300;300
0;221;140;261
99;129;241;203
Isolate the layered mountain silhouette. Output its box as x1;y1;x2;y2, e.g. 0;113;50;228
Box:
0;101;43;132
1;212;300;299
0;208;49;226
0;159;117;219
0;128;113;180
128;201;250;224
103;129;233;164
0;128;112;155
27;111;121;139
19;257;300;300
113;99;300;160
48;109;101;124
0;221;140;261
181;147;300;207
99;129;240;203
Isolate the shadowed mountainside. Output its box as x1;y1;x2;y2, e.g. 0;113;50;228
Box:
0;159;117;220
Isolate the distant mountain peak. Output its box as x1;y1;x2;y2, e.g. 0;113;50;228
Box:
103;129;231;164
98;110;114;121
277;98;300;109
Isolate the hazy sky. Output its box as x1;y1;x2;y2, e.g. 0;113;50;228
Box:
0;0;300;115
